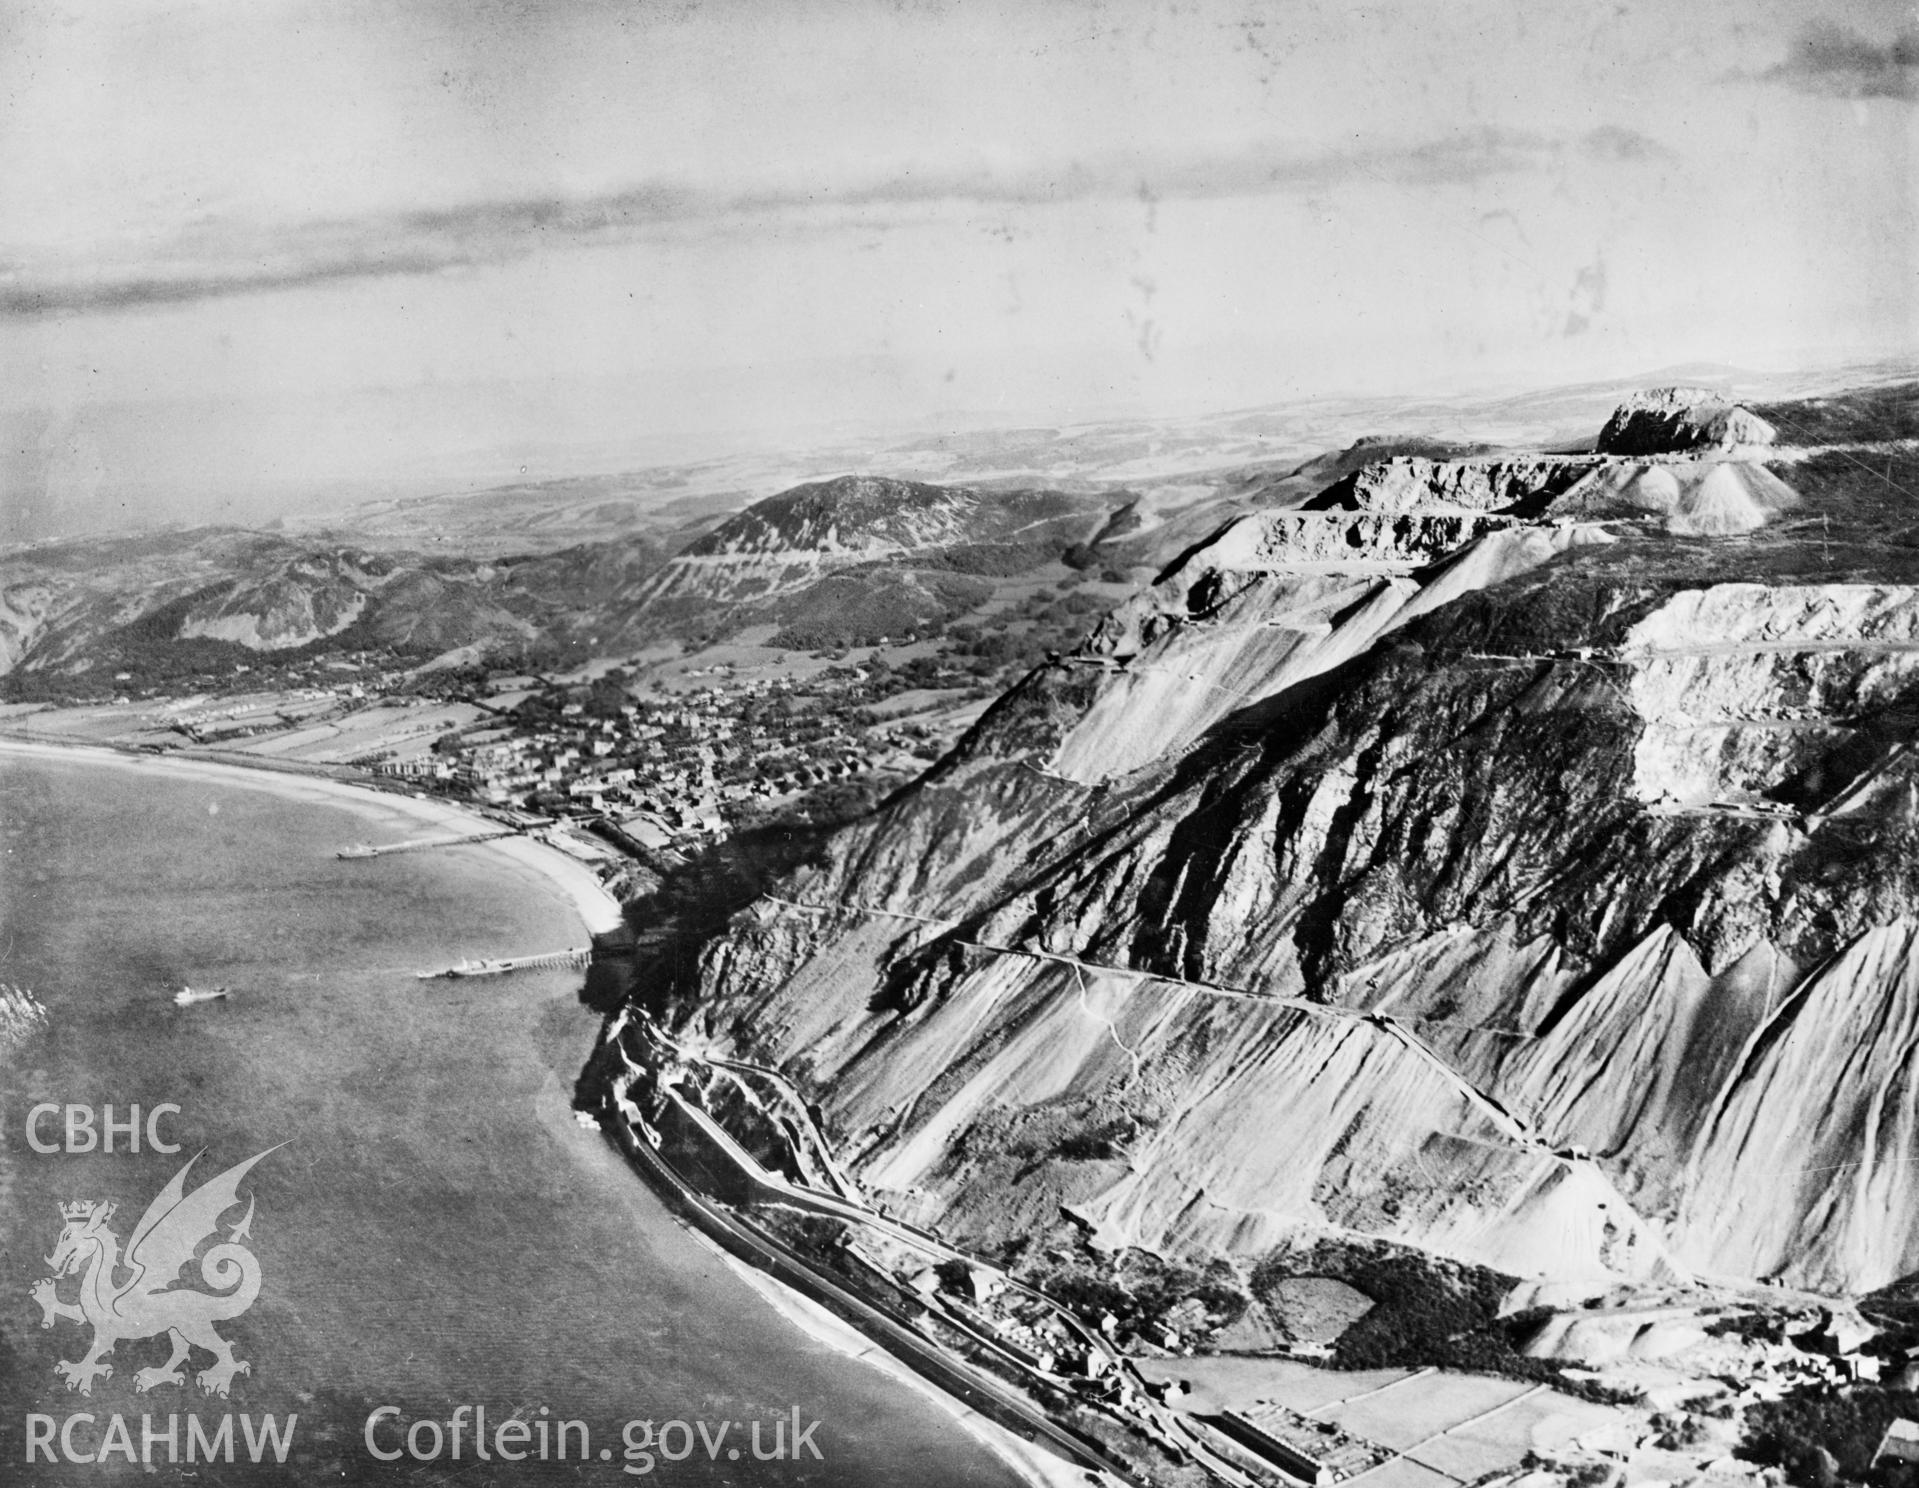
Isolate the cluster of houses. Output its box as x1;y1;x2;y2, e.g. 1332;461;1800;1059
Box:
399;672;935;846
907;1264;1092;1379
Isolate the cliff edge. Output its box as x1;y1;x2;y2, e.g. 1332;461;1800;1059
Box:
617;381;1919;1336
1596;386;1778;456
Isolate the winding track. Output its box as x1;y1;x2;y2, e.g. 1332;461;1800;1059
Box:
609;1015;1278;1488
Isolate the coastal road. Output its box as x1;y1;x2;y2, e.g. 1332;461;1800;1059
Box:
598;1086;1133;1486
623;1027;1266;1488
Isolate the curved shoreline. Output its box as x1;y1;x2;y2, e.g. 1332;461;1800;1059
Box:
0;735;625;937
719;1259;1114;1488
0;734;1088;1488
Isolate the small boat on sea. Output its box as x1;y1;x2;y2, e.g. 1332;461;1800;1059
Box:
173;985;230;1006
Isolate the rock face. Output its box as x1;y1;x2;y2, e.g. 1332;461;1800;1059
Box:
1054;519;1609;783
0;532;653;679
682;476;985;557
0;582;55;672
621;476;1116;625
650;383;1919;1299
177;551;381;649
1595;387;1777;456
2;473;1123;681
1309;456;1593;516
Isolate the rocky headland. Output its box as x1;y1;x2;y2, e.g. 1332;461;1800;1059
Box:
617;379;1919;1326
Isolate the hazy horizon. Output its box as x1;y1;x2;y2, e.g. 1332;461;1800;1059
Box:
3;0;1916;540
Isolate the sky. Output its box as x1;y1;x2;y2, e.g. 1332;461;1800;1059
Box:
1;0;1916;537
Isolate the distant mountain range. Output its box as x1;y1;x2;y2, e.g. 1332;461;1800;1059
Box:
0;471;1149;690
18;371;1919;1348
8;369;1916;703
0;529;669;683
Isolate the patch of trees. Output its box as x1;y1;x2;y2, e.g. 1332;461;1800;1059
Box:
1744;1387;1919;1484
1251;1238;1633;1403
918;542;1054;576
766;571;991;651
511;691;578;728
13;613;261;699
944;624;1045;673
578;671;633;716
1705;1311;1787;1345
5;578;481;705
1036;1250;1250;1341
1032;590;1109;622
880;653;969;690
416;661;492;694
1;667;112;703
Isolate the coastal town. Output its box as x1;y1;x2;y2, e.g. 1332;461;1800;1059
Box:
16;1;1919;1484
0;568;1127;860
0;643;996;861
391;660;959;848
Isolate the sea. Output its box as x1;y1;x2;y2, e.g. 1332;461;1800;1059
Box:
0;748;1027;1487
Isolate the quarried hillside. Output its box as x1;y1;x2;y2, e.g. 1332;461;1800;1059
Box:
613;475;1129;645
633;383;1919;1312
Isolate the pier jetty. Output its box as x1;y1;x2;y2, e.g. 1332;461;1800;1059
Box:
338;828;517;859
416;947;592;980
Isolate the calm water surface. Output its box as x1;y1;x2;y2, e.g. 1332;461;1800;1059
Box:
0;751;1024;1487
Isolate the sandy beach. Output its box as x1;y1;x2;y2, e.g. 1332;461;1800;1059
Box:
708;1246;1121;1488
0;735;627;938
1;733;1085;1488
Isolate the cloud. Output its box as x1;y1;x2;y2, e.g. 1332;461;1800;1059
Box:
1763;21;1919;99
0;126;1676;318
798;126;1675;206
0;186;703;318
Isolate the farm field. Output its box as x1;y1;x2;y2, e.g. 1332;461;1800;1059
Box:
1134;1357;1627;1485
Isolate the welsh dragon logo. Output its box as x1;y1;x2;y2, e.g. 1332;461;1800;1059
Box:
31;1146;279;1397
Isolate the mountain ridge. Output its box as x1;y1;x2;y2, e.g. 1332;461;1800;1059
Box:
631;381;1919;1310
